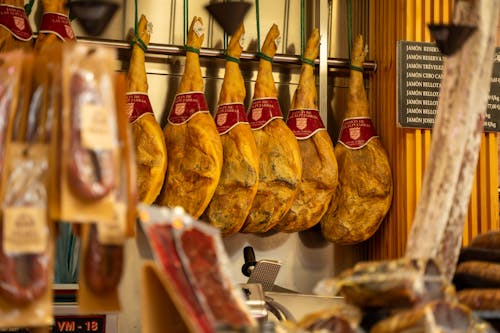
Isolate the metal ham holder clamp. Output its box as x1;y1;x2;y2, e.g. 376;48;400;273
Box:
240;246;296;323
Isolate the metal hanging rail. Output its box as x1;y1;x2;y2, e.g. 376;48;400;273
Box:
77;37;377;72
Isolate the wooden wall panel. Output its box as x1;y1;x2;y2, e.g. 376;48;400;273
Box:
366;0;499;261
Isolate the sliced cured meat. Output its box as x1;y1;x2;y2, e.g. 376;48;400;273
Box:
202;25;259;236
275;28;338;232
320;34;392;244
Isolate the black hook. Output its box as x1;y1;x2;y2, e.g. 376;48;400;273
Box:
428;24;476;56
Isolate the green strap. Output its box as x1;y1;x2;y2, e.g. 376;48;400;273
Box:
185;46;200;54
349;64;364;72
183;0;188;46
300;0;305;58
225;53;241;64
256;0;261;53
301;57;315;67
346;0;352;60
130;0;147;53
24;0;34;16
257;52;273;63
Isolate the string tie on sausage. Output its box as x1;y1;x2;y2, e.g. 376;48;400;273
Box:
185;46;200;54
224;52;241;64
257;52;273;63
301;57;315;67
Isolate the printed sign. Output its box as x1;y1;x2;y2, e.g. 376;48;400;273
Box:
397;41;500;131
168;92;209;125
338;117;378;149
247;98;283;130
287;108;326;139
215;103;248;135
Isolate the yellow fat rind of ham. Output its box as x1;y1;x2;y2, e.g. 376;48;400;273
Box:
0;0;32;52
202;25;259;236
241;24;302;233
320;34;393;244
156;17;223;219
275;28;338;232
127;15;167;204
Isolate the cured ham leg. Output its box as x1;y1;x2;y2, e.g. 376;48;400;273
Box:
34;0;75;53
320;34;392;244
275;28;338;232
202;25;259;236
241;24;302;233
126;15;167;204
156;17;223;219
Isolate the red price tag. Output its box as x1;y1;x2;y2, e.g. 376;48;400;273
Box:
53;315;106;333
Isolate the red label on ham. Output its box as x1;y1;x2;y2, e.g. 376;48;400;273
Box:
215;103;248;135
126;93;154;123
287;108;326;140
168;92;209;125
0;5;32;41
247;98;283;130
39;13;76;41
338;117;378;149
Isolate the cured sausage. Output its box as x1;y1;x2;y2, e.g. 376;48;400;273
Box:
67;72;115;201
457;289;500;310
405;0;500;281
370;300;484;333
0;225;48;305
83;224;123;293
0;54;49;305
470;230;500;249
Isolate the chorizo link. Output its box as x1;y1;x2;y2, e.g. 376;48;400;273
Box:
0;55;50;305
83;224;123;293
67;72;115;201
0;221;48;305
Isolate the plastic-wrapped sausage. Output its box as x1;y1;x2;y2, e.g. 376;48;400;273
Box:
83;224;123;293
67;72;115;202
